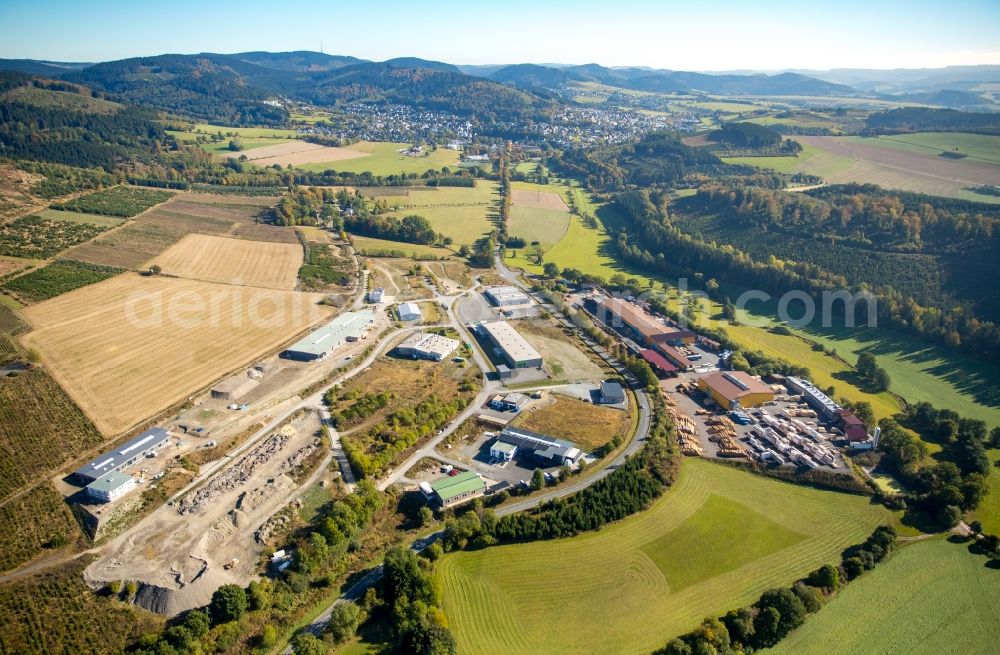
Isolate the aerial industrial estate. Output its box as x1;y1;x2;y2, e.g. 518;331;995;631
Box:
0;6;998;655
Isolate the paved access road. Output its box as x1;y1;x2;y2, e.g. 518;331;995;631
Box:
283;257;654;651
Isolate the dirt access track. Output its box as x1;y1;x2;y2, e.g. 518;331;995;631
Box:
85;413;322;616
798;136;1000;197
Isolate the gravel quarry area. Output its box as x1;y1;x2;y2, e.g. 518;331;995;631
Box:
84;413;323;616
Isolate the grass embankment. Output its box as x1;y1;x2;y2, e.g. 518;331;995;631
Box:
769;538;999;655
436;459;896;655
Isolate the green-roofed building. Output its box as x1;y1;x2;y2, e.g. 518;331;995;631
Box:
427;470;486;508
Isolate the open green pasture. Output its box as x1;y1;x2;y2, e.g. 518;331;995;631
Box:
437;459;895;655
375;183;498;246
770;538;999;655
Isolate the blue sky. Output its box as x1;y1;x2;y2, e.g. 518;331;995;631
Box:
1;0;998;70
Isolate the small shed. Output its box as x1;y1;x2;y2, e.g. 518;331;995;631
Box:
599;381;626;405
397;302;422;322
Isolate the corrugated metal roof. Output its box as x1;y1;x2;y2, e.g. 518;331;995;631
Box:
85;470;134;493
640;348;677;372
479;321;542;364
73;428;169;482
431;470;485;501
283;310;374;357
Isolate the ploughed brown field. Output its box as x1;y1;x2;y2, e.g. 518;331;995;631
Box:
224;141;369;167
511;189;570;212
799;136;1000;197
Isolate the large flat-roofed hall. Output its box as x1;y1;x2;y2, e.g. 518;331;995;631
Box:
484;285;530;307
476;320;543;369
72;428;170;485
281;310;375;361
697;371;774;410
395;332;460;361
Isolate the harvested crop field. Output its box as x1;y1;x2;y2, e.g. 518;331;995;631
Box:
146;202;258;226
65;222;187;268
62;194;268;268
20;274;330;435
151;234;303;290
511;188;570;212
437;458;896;655
226;140;368;167
797;136;1000;199
230;222;300;244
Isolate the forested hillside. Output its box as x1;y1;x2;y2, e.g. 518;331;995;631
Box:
865;107;1000;134
0;71;165;169
63;54;289;126
554;131;746;190
43;54;554;128
609;186;1000;364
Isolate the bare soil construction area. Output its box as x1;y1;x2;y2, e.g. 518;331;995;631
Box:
511;189;570;212
798;136;1000;197
85;413;323;616
225;141;369;167
151;234;303;290
516;319;605;382
20;274;330;435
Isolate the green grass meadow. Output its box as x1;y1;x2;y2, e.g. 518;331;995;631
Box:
375;183;498;247
507;205;571;246
770;538;1000;655
190;123;299;139
350;235;453;259
437;459;895;655
971;448;1000;534
721;138;854;177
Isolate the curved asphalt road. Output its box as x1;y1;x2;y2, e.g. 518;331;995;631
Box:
282;255;653;651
